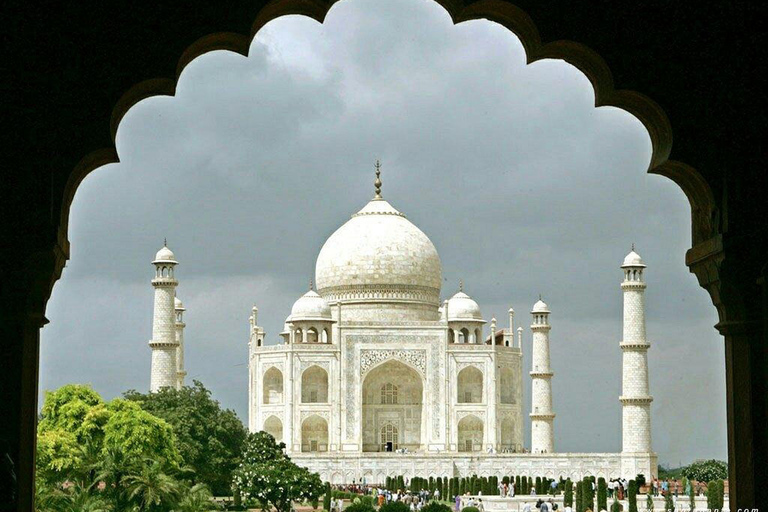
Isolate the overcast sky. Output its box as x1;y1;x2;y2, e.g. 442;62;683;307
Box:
40;0;726;467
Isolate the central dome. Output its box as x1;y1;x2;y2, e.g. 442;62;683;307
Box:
315;199;442;306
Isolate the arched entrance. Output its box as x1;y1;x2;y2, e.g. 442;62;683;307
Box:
301;365;329;403
263;415;283;443
262;367;283;404
458;414;484;452
362;360;423;452
457;366;483;403
301;415;328;452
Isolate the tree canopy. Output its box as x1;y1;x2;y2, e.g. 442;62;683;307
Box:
681;459;728;482
37;385;181;487
124;380;247;495
232;431;323;512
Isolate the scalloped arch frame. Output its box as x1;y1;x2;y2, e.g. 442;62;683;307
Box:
60;0;716;253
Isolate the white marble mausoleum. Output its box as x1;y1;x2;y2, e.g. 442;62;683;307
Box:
148;164;657;483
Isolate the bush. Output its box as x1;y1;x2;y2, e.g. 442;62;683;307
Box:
381;501;411;512
664;492;674;512
462;507;481;512
716;480;724;511
611;498;622;512
423;502;452;512
345;503;376;512
324;482;332;511
681;460;728;482
646;493;654;512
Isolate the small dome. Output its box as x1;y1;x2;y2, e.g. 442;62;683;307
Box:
447;291;484;322
174;297;185;310
153;245;177;264
622;249;646;268
289;290;332;322
532;299;550;313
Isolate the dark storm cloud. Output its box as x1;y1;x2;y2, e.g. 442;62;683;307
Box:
40;0;725;466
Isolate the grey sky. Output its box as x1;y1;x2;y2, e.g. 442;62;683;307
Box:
40;0;726;467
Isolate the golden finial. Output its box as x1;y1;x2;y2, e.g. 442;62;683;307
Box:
459;279;464;292
374;160;382;199
164;237;167;246
631;243;635;251
309;279;314;291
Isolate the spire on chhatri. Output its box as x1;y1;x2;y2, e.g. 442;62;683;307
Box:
309;279;314;291
459;279;464;293
631;242;635;251
373;160;383;199
164;237;167;247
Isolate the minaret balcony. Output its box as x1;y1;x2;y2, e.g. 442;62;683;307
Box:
619;341;650;349
529;370;554;378
619;395;653;404
529;412;555;420
151;277;178;286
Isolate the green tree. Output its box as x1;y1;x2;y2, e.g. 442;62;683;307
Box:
597;478;607;511
576;481;583;512
564;479;573;507
646;492;654;512
628;480;638;512
687;482;695;512
123;459;182;512
716;480;724;511
664;492;674;512
681;460;727;483
706;481;716;511
324;482;332;511
232;431;323;512
124;380;247;495
582;478;594;512
610;497;621;512
175;482;220;512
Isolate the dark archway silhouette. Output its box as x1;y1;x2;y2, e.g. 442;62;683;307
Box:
3;1;765;510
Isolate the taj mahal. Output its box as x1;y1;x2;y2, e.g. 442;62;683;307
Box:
146;164;657;483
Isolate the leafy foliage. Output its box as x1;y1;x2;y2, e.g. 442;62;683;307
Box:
380;501;411;512
422;502;452;512
124;380;247;496
35;384;217;512
461;507;481;512
646;492;654;512
232;431;323;512
681;460;727;482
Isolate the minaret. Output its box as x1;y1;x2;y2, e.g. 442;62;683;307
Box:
530;297;555;453
174;296;187;389
149;242;179;392
620;247;653;454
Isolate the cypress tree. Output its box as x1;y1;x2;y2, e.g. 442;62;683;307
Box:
611;497;621;512
576;481;583;512
597;478;608;511
628;480;638;512
459;478;465;496
583;477;594;512
706;482;716;511
399;475;406;491
716;480;724;511
536;477;542;495
324;482;332;512
687;481;695;512
564;479;573;507
515;476;521;495
664;492;674;512
647;492;654;512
